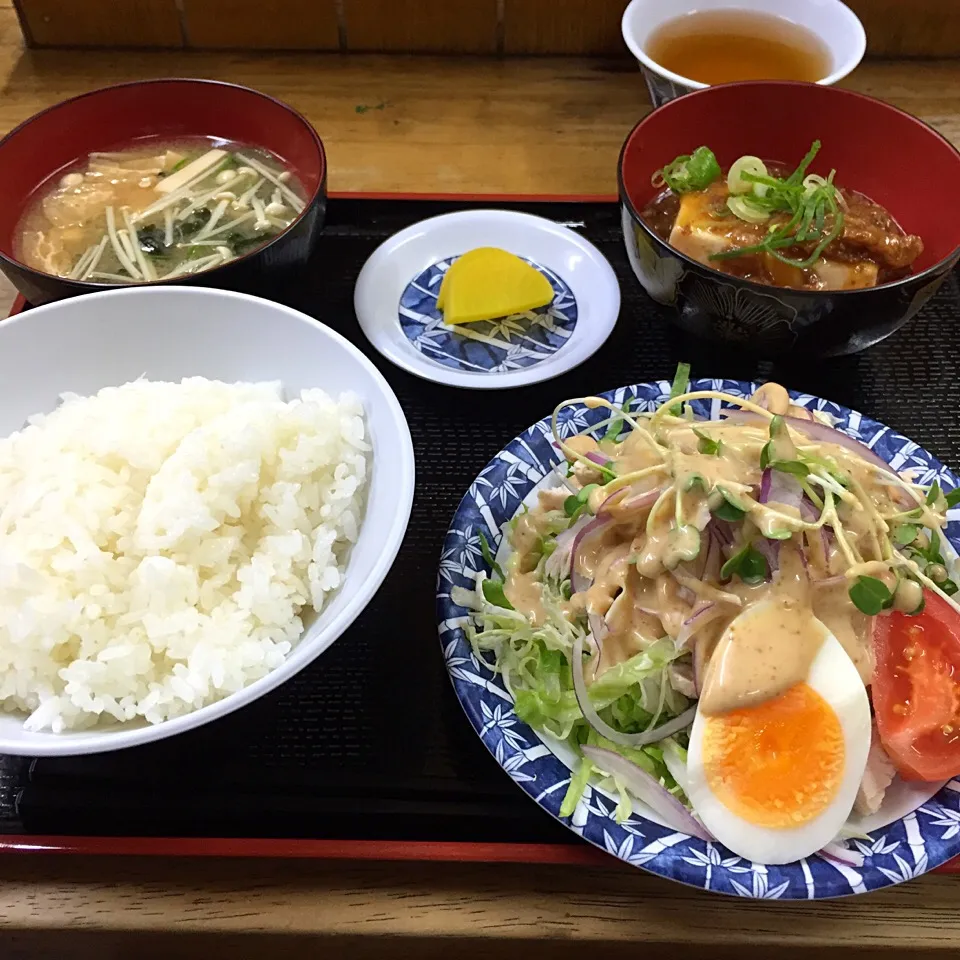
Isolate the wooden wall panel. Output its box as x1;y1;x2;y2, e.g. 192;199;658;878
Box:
846;0;960;58
14;0;183;47
182;0;338;50
343;0;498;53
10;0;960;56
503;0;628;56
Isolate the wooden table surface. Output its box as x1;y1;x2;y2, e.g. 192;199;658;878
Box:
2;3;960;955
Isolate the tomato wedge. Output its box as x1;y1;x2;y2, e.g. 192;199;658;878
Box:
873;589;960;781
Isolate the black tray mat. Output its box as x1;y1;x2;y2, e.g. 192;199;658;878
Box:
2;196;960;844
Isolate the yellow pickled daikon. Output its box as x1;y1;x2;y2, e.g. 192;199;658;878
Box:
437;247;554;325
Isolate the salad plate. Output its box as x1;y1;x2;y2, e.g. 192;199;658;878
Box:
437;376;960;899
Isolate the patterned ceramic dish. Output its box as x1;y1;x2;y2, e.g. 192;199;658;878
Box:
354;210;620;389
621;0;865;108
437;377;960;899
619;82;960;357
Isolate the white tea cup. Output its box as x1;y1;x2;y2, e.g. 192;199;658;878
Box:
622;0;867;108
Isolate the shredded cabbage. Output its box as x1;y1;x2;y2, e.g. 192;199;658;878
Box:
454;558;688;820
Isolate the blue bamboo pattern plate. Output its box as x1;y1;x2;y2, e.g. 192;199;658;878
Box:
437;378;960;899
398;256;577;374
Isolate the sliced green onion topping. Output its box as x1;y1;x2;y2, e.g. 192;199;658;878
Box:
727;155;768;196
727;195;770;224
656;146;721;195
706;140;846;269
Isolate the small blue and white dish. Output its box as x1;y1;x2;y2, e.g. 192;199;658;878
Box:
354;210;620;389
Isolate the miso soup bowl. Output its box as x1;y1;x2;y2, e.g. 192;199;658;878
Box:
622;0;866;108
619;81;960;357
0;79;326;306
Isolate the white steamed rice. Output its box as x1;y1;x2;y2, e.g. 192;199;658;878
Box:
0;377;369;733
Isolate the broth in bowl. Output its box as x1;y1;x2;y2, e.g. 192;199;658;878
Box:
16;138;307;284
645;10;832;84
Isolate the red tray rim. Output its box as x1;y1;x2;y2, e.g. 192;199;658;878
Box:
327;190;620;203
2;188;956;874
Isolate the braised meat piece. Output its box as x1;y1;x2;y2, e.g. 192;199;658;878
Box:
832;190;923;270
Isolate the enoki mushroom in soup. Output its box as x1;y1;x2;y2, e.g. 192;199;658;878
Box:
16;138;307;283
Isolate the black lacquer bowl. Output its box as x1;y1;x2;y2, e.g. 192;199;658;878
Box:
619;81;960;357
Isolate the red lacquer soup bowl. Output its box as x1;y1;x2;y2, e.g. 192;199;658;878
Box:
619;81;960;357
0;79;326;306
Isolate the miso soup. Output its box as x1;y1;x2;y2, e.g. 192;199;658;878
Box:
16;137;307;283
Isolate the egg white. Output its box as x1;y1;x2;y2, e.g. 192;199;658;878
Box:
686;625;872;865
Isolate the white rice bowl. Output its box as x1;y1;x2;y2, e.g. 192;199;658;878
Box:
0;377;369;733
0;286;415;757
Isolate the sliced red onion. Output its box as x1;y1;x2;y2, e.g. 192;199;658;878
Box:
819;841;865;868
597;486;628;514
570;515;611;594
759;467;804;511
708;517;735;547
705;531;723;581
588;611;608;648
813;573;847;589
800;495;819;522
571;634;696;747
759;467;771;502
809;531;844;586
723;410;896;477
582;745;712;841
676;600;727;650
544;514;591;581
620;487;663;510
585;451;609;467
676;584;697;605
753;536;780;576
690;525;722;581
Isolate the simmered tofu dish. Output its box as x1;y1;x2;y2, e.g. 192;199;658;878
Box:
640;141;923;291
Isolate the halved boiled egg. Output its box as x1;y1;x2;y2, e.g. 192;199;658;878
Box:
686;628;871;864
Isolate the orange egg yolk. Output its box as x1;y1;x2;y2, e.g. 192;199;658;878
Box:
701;682;845;828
